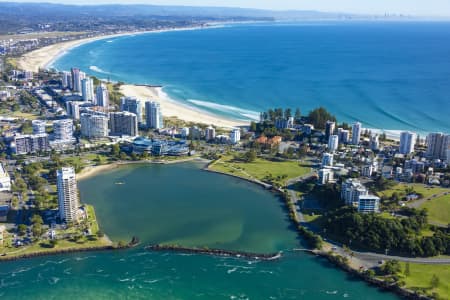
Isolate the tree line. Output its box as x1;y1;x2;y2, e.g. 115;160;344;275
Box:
322;207;450;257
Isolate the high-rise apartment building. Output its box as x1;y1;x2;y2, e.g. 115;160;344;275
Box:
57;167;79;223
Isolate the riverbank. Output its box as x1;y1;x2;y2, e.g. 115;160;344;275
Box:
76;156;207;181
0;237;139;263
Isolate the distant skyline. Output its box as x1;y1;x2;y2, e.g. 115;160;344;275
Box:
3;0;450;17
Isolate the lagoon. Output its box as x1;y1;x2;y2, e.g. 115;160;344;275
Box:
0;162;400;299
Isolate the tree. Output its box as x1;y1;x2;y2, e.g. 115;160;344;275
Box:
430;274;440;289
381;260;401;275
18;224;27;236
284;108;292;119
404;262;410;277
307;107;336;130
32;223;43;238
294;108;301;120
244;150;257;163
111;143;120;158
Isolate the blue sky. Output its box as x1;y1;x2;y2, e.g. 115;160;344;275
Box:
4;0;450;16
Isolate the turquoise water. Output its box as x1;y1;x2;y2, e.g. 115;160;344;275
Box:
52;22;450;134
77;162;299;253
0;163;400;299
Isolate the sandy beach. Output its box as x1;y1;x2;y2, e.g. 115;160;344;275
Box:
17;26;212;73
120;84;246;128
17;25;248;128
76;163;121;181
18;35;110;73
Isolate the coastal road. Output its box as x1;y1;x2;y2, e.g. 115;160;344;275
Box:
285;170;316;223
321;238;450;268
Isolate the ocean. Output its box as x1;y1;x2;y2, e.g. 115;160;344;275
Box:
51;21;450;135
0;163;399;299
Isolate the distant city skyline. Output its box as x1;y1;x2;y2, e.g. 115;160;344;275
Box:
4;0;450;16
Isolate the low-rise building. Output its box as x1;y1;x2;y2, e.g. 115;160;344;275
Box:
0;163;11;192
11;133;49;155
341;178;368;206
358;195;380;213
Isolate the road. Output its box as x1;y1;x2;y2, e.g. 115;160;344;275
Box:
285;171;450;267
407;190;450;209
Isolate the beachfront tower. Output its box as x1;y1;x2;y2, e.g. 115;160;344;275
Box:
205;126;216;141
81;77;95;102
399;131;416;155
325;120;335;140
351;122;362;145
61;71;72;89
96;84;109;107
328;135;339;152
426;133;450;160
145;101;163;129
57;167;79;223
71;68;84;92
230;128;241;144
121;97;142;123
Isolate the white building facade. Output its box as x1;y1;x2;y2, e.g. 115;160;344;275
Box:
57;167;79;223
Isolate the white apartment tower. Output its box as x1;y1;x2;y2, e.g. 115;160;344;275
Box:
71;68;84;92
80;113;109;138
53;119;73;141
399;131;416;155
352;122;362;145
57;167;79;223
341;179;368;206
32;120;46;135
322;152;334;167
426;133;450;160
145;101;163;129
81;77;95;102
328;135;339;152
230;128;241;144
96;84;109;107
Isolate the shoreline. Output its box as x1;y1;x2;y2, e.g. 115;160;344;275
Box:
16;24;429;135
76;157;208;181
17;23;250;129
17;24;217;73
119;84;248;128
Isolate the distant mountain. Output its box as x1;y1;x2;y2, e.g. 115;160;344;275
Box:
0;2;420;34
0;2;366;20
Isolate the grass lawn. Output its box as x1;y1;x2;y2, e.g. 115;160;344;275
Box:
420;195;450;227
399;262;449;299
0;236;112;260
378;183;449;199
210;155;311;186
